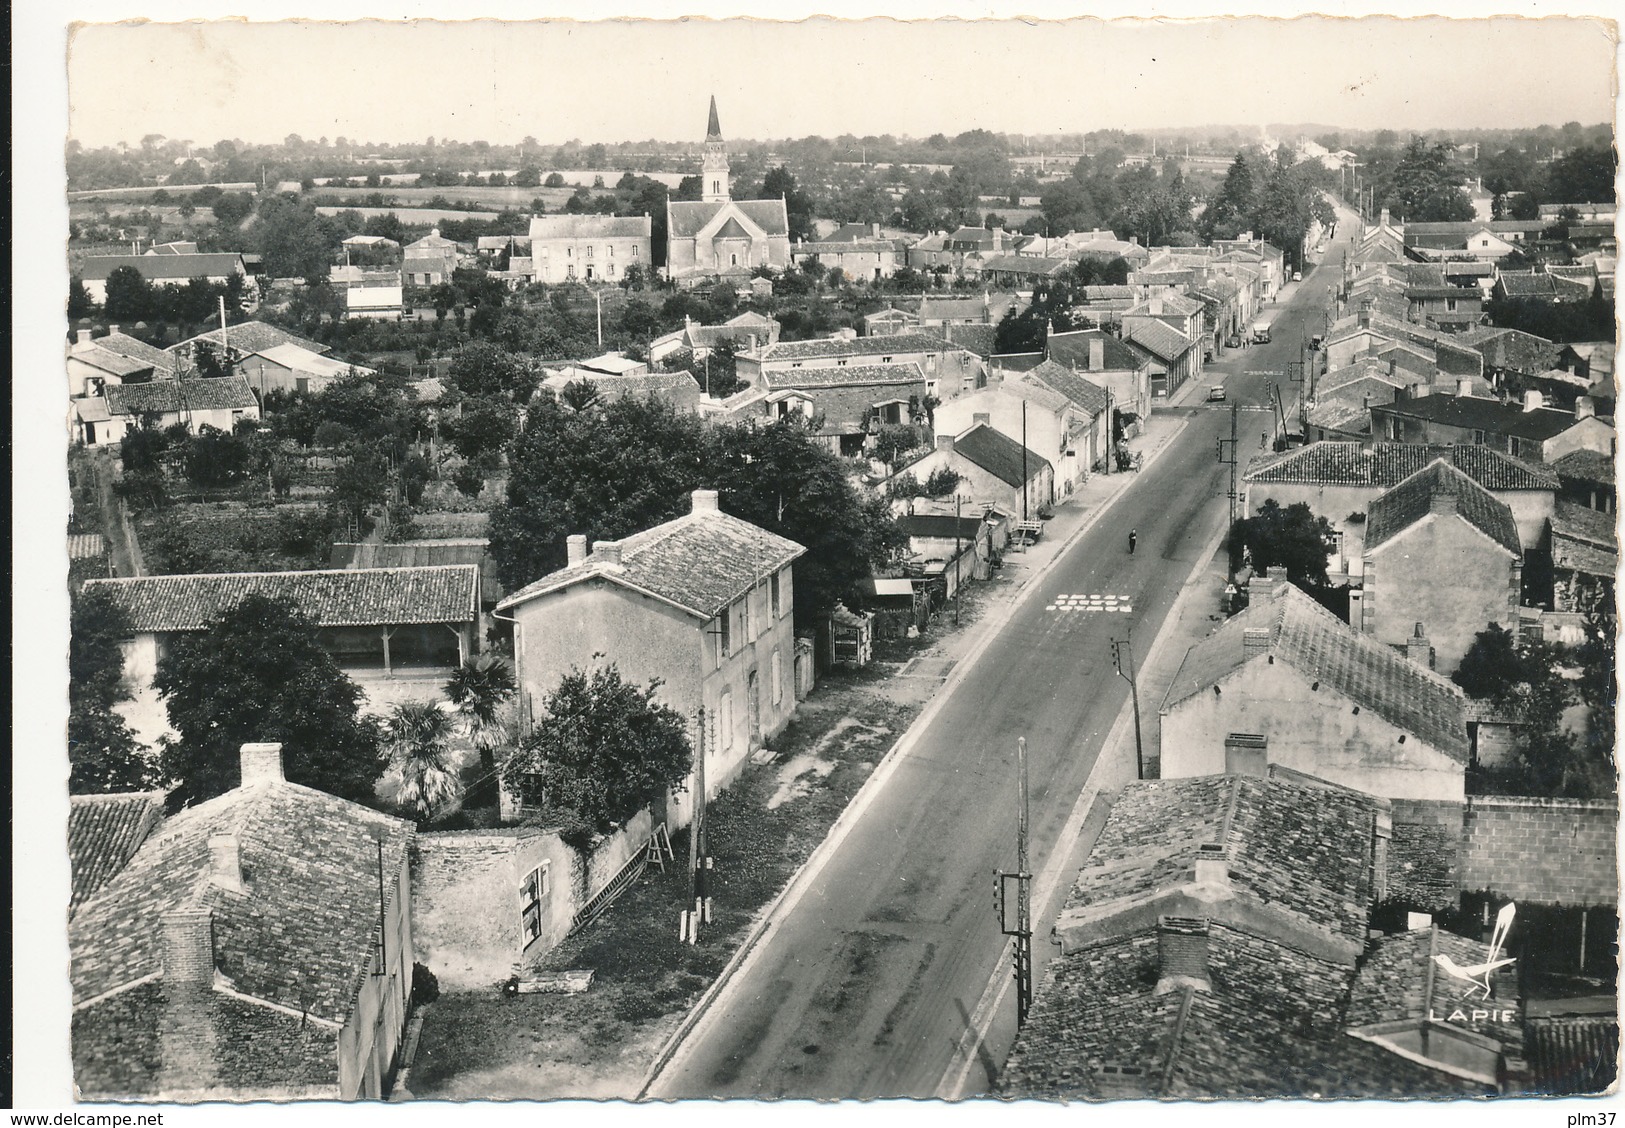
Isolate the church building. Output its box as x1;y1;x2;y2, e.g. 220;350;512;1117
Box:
665;97;791;285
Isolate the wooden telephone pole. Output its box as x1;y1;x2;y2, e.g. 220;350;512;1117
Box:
995;738;1034;1025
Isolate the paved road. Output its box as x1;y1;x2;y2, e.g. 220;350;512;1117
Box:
648;234;1348;1101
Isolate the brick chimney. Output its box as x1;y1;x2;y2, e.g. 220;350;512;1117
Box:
566;534;588;566
162;909;215;986
239;743;284;787
936;434;956;455
1156;916;1211;994
1089;338;1105;371
593;539;623;566
1576;396;1596;421
691;489;720;514
1193;842;1230;887
1522;389;1544;413
1457;378;1474;398
1379;208;1391;228
870;222;881;237
1242;627;1272;660
207;835;244;894
160;909;219;1090
1406;622;1434;669
973;412;991;427
75;329;92;345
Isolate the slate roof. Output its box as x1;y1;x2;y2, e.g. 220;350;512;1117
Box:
987;351;1047;374
80;253;246;282
68;793;166;912
667;199;789;239
762;362;927;390
1121;317;1195;361
70;774;414;1026
1163;583;1470;761
1374;394;1590;442
1022;360;1109;416
715;217;753;240
172;322;330;358
1045;328;1142;372
946;422;1051;487
82;565;479;633
95;332;177;374
104;376;259;417
757;333;954;364
496;498;805;619
1365;461;1522;556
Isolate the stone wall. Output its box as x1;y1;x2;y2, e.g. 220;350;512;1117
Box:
1459;796;1619;907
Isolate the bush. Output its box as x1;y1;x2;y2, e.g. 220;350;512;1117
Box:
411;962;440;1007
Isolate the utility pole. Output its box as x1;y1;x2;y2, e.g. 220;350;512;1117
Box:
1110;638;1146;780
595;289;604;347
994;738;1034;1026
1021;399;1029;523
683;707;710;944
1217;401;1241;527
953;493;962;626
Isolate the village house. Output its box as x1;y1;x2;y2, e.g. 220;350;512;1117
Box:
665;99;791;284
1405;263;1484;329
1550;448;1615;514
892;502;1010;603
1121;314;1199;398
1403;219;1547;261
82;565;481;699
239;343;373;396
1160;577;1470;803
1357;461;1524;674
1370;391;1615;464
790;227;909;282
1546;499;1617;617
905;225;1012;276
1001;773;1521;1099
1035;328;1153;429
72;375;262;448
1242;441;1558;580
73;328;178;381
540;369;704;416
917;291;1020;330
401;229;460;286
888;423;1054;521
932;370;1098;498
70;743;415;1101
68;791;167;914
494;491;806;829
745;362;928;457
736;331;981;402
78;252;248;303
526;215;653;285
167;321;333;377
344;283;404;321
68;330;160;398
648;311;781;365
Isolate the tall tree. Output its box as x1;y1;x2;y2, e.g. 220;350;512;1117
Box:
1232;500;1337;590
253;194;334;281
384;700;460;820
155;594;384;808
103;266;152;322
761;165;817;243
68;588;157;794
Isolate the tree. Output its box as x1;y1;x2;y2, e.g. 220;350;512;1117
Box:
68;276;94;319
103;266;152;322
331;444;391;524
761;165;817;243
253;194;334;281
510;663;692;837
446;340;538;402
210;192;255;230
705;419;906;622
1382;138;1473;223
182;425;251;487
445;654;515;808
384;700;460;820
544;172;566;188
445;395;518;465
69;587;158;794
1453;623;1523;701
1232;500;1336;590
155;594;384;808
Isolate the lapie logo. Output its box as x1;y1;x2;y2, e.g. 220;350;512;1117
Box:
1427;902;1517;1022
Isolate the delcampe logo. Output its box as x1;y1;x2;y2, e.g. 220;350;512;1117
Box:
1431;902;1516;1001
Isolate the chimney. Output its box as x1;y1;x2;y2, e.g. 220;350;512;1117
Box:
1429;483;1457;515
1193;842;1230;887
1406;622;1434;669
973;412;991;427
1266;565;1288;584
1457;378;1473;398
936;434;956;455
109;325;120;335
871;222;881;237
1089;338;1105;371
1358;305;1371;330
1360;435;1376;455
162;909;216;988
207;834;244;894
593;539;623;567
75;329;92;345
566;534;588;566
1379;208;1391;228
1576;396;1596;421
1150;296;1164;315
1156;916;1211;994
1412;382;1431;399
239;742;284;786
691;488;720;514
1242;627;1272;660
1522;389;1544;413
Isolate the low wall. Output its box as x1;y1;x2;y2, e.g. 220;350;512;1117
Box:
1459;796;1619;907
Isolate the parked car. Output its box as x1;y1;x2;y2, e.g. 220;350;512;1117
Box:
1207;385;1227;402
1292;270;1303;282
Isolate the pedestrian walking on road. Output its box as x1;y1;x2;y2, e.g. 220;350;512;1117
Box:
1129;529;1138;555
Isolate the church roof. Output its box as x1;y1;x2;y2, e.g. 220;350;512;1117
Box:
707;95;722;140
668;199;790;239
715;217;752;240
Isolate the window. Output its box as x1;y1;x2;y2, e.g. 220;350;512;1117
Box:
585;245;594;260
1473;429;1486;445
731;253;738;266
1510;437;1523;457
716;608;731;665
718;691;734;753
771;570;782;619
520;862;551;945
772;648;784;705
608;245;614;258
740;592;752;643
881;356;893;364
837;359;848;366
712;181;720;195
631;246;640;261
567;247;573;258
607;264;615;277
1447;298;1458;312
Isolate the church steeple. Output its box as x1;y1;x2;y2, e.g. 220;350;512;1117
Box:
702;95;730;203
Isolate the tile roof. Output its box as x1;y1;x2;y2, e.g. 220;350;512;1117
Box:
68;793;166;911
82;565;479;633
1375;394;1589;442
1365;460;1522;556
1386;819;1459;911
1454;327;1560;376
79;253;246;282
919;293;1016;322
496;498;805;619
1022;361;1109;416
68;532;108;561
1550;449;1615;486
72;344;153;378
790;379;928;436
1121;317;1194;361
70;774;414;1025
171;322;330;358
104;376;259;416
1045;328;1141;372
1496;272;1560;298
935;323;998;357
667;199;789;239
1550;498;1618;576
1163;583;1469;760
1306;391;1384;433
96;332;177;374
947;422;1051;487
758;333;955;364
979;254;1069;276
762;361;927;390
1525;1017;1620;1095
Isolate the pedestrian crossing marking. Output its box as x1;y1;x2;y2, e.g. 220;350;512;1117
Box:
1044;593;1133;614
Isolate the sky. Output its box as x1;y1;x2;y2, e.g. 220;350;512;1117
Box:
63;12;1619;149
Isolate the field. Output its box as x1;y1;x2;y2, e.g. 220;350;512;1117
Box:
315;206;502;224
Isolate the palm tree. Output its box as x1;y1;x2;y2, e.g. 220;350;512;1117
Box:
445;654;516;757
386;700;459;820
